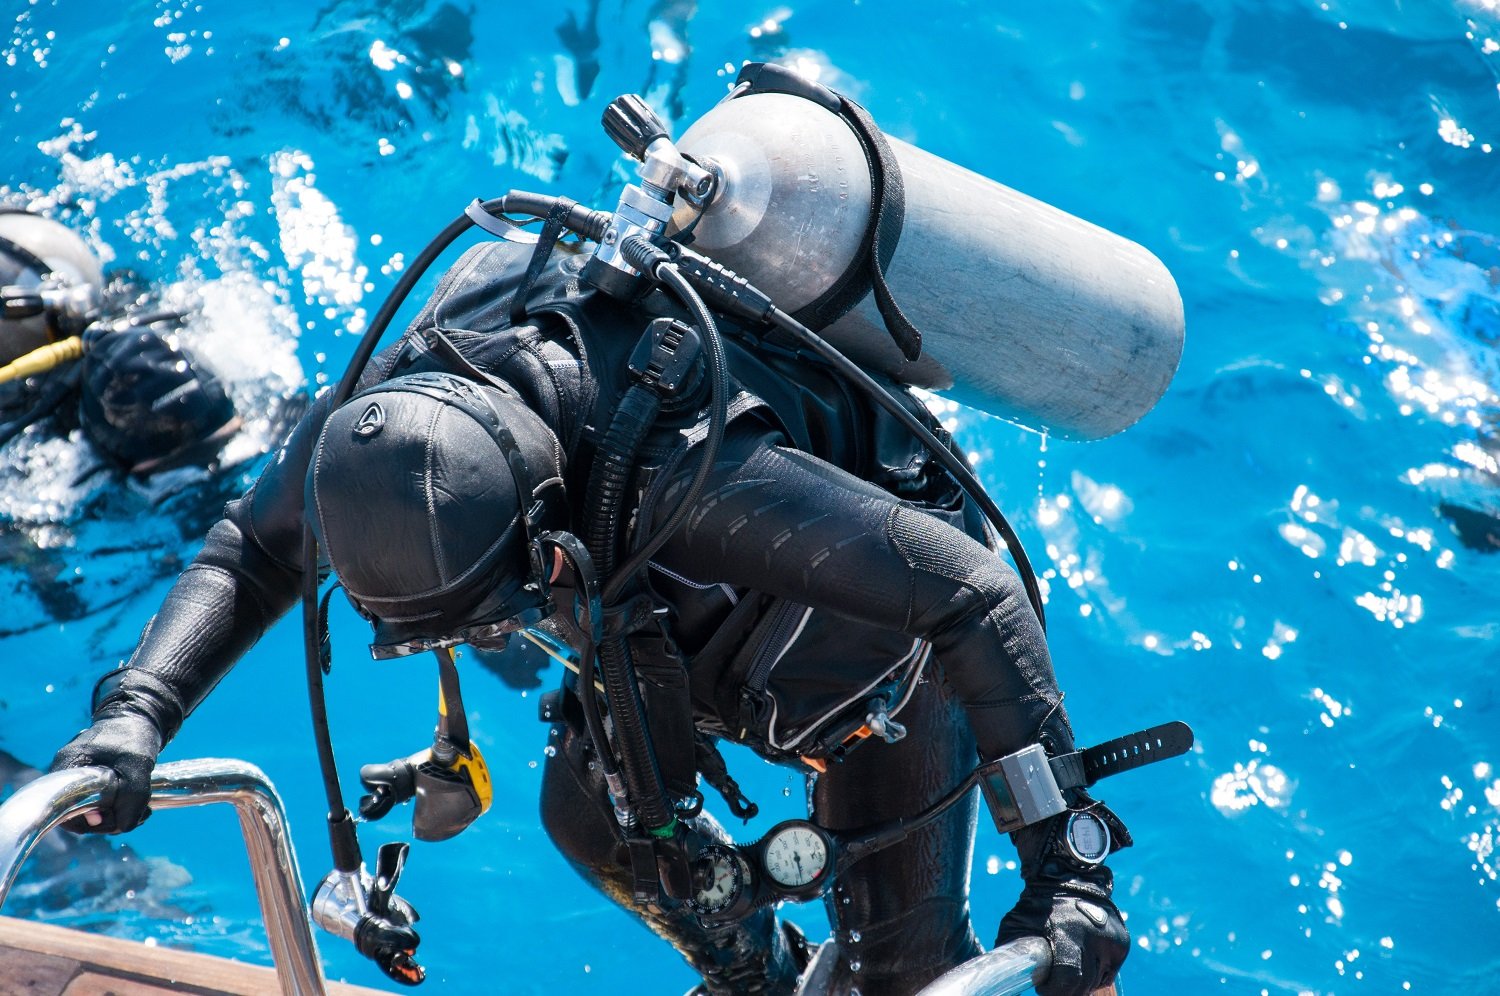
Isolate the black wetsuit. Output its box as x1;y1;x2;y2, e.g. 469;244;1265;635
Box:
0;309;236;474
99;241;1077;995
0;353;81;451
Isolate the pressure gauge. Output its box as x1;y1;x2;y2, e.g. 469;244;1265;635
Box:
760;821;831;898
688;844;748;916
1063;810;1111;865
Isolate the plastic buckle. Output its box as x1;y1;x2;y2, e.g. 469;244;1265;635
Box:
627;838;662;905
805;709;874;764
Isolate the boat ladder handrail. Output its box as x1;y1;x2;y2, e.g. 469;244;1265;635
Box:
793;934;1052;996
0;758;1096;996
914;935;1053;995
0;758;329;996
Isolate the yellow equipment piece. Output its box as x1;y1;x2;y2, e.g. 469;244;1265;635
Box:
0;335;83;384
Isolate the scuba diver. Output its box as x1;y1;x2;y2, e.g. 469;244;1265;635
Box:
48;66;1189;996
0;208;240;476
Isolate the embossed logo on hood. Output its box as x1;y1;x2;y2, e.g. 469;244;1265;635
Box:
354;401;386;437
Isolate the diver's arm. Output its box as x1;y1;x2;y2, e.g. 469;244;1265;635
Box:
656;433;1130;995
658;432;1061;761
48;389;338;833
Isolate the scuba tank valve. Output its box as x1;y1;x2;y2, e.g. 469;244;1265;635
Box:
583;94;717;299
311;841;425;986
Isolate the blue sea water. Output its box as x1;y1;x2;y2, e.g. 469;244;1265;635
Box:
3;1;1499;993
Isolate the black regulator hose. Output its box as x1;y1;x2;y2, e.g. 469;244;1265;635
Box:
304;193;608;864
763;305;1046;631
543;533;616;792
328;194;607;410
606;238;730;605
572;239;734;835
583;384;674;830
583;386;662;576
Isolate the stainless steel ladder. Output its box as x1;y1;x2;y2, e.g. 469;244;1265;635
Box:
0;758;329;996
0;757;1077;996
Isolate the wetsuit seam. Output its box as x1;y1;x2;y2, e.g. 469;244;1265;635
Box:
424;403;444;584
309;429;336;575
885;503;917;631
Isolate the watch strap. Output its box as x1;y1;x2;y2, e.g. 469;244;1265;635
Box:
1050;721;1194;789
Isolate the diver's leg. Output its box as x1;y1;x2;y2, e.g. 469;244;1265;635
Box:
812;673;983;996
539;691;802;995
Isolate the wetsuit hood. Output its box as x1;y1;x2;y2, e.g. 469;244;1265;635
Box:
79;325;240;475
307;371;565;655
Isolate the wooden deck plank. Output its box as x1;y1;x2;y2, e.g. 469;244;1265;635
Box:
61;974;181;995
0;944;80;994
0;916;391;996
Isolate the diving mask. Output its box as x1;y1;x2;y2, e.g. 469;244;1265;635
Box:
368;602;552;660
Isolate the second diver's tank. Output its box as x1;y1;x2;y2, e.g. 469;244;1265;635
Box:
670;83;1184;441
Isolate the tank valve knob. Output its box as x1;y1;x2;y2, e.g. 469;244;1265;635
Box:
602;94;670;160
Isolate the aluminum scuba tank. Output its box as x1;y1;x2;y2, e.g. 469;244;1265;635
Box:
0;211;104;365
669;84;1185;441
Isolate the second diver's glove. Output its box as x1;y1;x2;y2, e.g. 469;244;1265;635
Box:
996;800;1132;996
48;667;184;835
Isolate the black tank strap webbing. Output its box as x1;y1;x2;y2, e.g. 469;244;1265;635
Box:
628;625;699;801
510;198;578;326
837;99;921;362
732;63;923;361
0;232;51;278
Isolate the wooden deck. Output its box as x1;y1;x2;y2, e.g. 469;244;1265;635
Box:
0;915;390;995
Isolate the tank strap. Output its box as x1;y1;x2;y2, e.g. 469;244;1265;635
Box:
509;198;578;325
0;231;51;278
732;63;923;361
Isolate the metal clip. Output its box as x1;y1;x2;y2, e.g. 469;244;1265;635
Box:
865;698;907;744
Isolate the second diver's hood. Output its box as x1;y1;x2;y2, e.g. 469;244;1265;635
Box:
78;324;240;475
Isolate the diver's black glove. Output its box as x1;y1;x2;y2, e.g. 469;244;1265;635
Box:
996;804;1131;996
49;713;163;834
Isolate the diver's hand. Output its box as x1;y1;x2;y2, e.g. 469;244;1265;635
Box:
998;801;1131;996
48;714;162;834
997;868;1127;995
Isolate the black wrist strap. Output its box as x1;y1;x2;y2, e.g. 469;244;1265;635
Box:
1051;721;1194;790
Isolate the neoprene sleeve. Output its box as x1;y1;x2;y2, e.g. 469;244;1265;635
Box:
94;381;349;736
656;432;1071;762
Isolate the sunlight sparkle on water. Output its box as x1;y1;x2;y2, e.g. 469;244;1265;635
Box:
269;151;368;313
369;39;405;71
